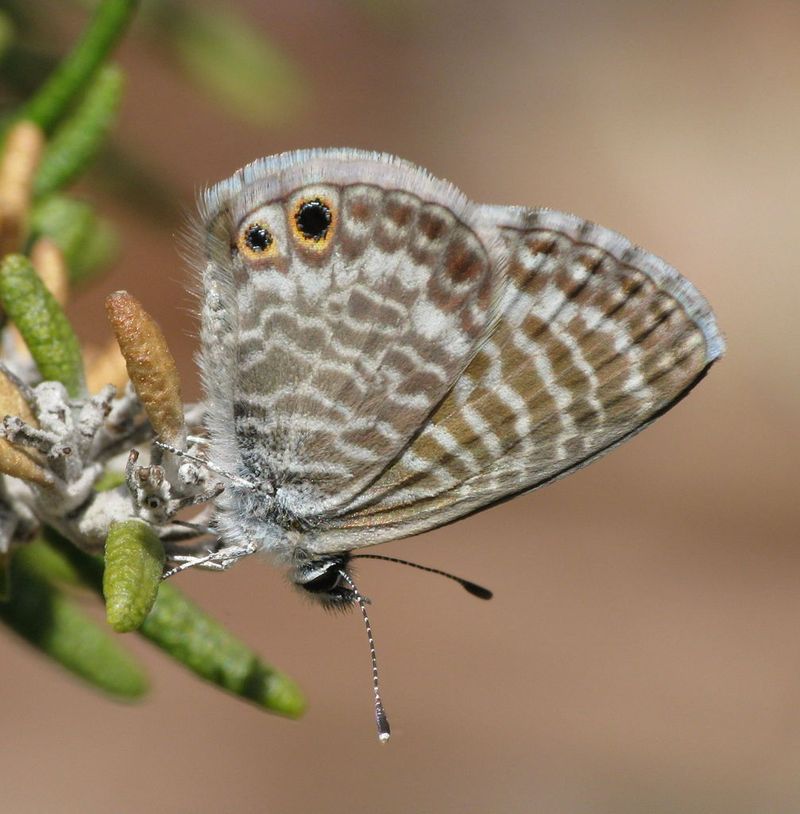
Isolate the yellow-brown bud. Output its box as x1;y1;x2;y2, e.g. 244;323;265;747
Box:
105;291;185;444
0;122;44;255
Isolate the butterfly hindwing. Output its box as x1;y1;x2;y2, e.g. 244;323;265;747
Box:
311;205;723;551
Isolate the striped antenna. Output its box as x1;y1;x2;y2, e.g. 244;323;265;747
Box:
339;569;391;743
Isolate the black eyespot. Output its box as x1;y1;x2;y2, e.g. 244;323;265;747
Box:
245;223;272;252
295;199;332;241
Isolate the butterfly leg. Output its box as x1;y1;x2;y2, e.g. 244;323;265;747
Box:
168;482;225;511
162;540;259;578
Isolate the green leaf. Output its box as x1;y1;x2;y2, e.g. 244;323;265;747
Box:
94;468;126;491
169;6;307;127
103;520;165;632
0;254;86;396
34;64;124;199
0;553;148;699
17;0;138;134
0;11;14;64
15;537;84;587
29;194;118;284
140;581;306;717
0;551;10;601
46;530;306;718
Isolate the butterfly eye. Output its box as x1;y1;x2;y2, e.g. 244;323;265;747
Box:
293;198;333;243
237;222;275;258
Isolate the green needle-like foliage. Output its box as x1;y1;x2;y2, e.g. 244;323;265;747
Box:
29;194;118;284
104;520;165;633
142;582;307;717
0;11;13;63
167;5;307;127
18;0;138;134
15;537;84;587
34;64;124;199
0;254;86;396
47;531;306;718
0;553;11;600
0;553;149;699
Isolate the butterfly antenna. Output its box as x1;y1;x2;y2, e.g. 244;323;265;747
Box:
153;439;260;491
351;554;493;600
339;569;391;743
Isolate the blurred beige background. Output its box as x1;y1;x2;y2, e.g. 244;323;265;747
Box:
3;1;799;812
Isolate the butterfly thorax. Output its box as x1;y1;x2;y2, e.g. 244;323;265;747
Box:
213;480;307;561
211;485;357;606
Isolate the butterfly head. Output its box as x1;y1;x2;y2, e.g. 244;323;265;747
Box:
292;552;356;609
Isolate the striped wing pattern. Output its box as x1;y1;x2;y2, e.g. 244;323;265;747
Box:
197;150;723;559
314;208;723;551
199;158;501;522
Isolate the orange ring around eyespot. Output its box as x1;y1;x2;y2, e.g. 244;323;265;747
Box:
237;221;278;260
290;197;335;252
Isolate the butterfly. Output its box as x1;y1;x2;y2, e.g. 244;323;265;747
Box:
187;148;724;738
